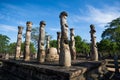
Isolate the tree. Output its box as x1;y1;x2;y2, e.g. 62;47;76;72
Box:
101;17;120;53
23;27;51;49
23;27;39;48
109;42;118;54
8;42;16;55
50;40;57;48
97;39;111;56
6;42;36;56
74;35;90;54
30;42;37;53
0;34;10;54
31;27;39;48
75;35;82;53
102;17;120;42
97;39;118;57
81;40;90;55
21;42;36;54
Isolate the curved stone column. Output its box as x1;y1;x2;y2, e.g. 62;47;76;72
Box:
45;35;50;56
90;24;98;61
37;21;46;63
57;32;61;54
24;21;32;61
59;11;71;67
15;26;23;60
70;28;76;60
46;35;50;51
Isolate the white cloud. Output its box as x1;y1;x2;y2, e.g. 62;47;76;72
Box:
72;5;120;28
16;21;26;26
49;28;60;31
0;24;17;32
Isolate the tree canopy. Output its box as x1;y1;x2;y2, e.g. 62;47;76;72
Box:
50;40;57;48
0;34;10;53
100;17;120;55
8;42;36;55
23;27;39;48
102;17;120;42
75;35;90;54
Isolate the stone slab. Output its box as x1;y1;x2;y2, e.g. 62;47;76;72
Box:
0;59;105;80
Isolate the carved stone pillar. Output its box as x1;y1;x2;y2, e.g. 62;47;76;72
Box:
15;26;23;60
45;35;50;55
90;24;98;61
70;28;76;60
59;11;71;67
57;32;61;54
24;21;32;61
46;35;50;51
37;21;46;63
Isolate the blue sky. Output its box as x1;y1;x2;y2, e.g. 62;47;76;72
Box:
0;0;120;43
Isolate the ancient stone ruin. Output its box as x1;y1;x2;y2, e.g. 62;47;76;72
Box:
46;47;59;61
90;24;98;61
37;21;46;63
46;35;50;53
15;26;23;60
70;28;76;60
57;32;61;54
45;35;59;61
1;11;117;80
24;21;32;61
59;11;71;67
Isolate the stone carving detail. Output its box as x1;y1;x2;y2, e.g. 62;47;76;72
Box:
45;35;50;57
24;21;32;61
46;35;50;52
45;35;59;62
57;32;61;54
37;21;46;63
70;28;76;60
46;47;59;61
90;24;98;61
15;26;23;59
59;11;71;67
5;53;9;60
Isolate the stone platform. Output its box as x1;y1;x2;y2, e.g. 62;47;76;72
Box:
0;59;107;80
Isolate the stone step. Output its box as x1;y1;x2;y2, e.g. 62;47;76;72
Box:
105;59;120;62
106;64;120;68
105;59;120;72
107;67;120;72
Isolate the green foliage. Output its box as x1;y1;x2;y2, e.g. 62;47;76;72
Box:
0;34;10;53
97;39;118;56
101;17;120;54
81;40;90;54
75;35;82;53
21;42;36;54
8;42;16;54
97;39;111;53
50;40;57;48
75;35;90;54
109;42;118;53
7;42;36;55
102;17;120;42
30;42;37;53
49;36;90;55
